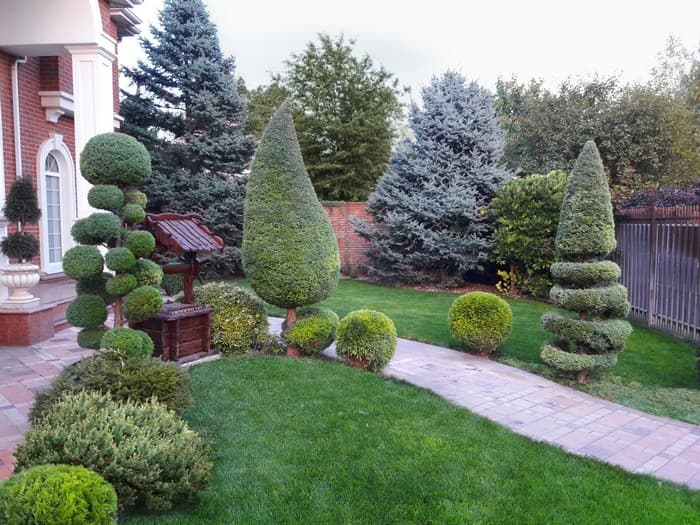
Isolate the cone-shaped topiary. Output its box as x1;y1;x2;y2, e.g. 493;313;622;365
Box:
242;100;340;343
540;141;632;383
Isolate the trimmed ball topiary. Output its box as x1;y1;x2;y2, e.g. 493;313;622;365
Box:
132;258;163;287
80;132;151;188
105;247;136;273
123;285;163;323
15;391;210;511
448;292;512;355
189;282;269;355
335;310;397;372
87;184;124;211
0;464;117;525
66;295;107;328
120;203;146;225
136;329;154;356
283;306;339;355
124;189;148;207
76;273;115;305
105;273;137;297
71;213;121;245
31;354;191;423
77;326;107;350
125;230;155;258
100;327;152;358
0;232;40;261
63;245;104;280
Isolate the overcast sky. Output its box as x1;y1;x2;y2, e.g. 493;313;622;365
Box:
119;0;699;99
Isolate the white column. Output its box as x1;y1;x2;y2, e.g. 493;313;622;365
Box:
0;79;7;302
66;37;117;219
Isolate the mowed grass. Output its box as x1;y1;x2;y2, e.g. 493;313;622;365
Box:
123;358;699;524
238;279;699;423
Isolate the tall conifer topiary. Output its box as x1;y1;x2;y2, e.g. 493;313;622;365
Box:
242;100;339;352
540;141;632;383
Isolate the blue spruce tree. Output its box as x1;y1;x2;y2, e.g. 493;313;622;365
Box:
354;71;511;284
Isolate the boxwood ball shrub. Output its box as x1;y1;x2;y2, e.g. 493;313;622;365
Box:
104;247;136;273
336;310;397;372
66;295;107;328
540;141;631;383
448;292;512;355
0;464;117;525
124;188;148;207
100;327;152;358
132;258;163;287
80;132;151;188
123;285;163;323
188;282;269;355
70;213;121;245
15;391;210;511
121;202;146;224
283;306;339;354
76;273;114;304
30;354;191;422
63;245;104;280
87;184;124;211
125;230;156;258
77;326;107;350
105;273;137;296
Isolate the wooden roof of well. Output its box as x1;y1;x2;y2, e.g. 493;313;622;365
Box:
143;213;224;255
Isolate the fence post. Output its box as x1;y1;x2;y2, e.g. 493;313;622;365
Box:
647;206;658;327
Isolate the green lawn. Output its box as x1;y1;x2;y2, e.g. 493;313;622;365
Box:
239;279;699;424
123;358;699;524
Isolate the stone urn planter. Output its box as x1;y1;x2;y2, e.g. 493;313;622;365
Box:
0;263;41;307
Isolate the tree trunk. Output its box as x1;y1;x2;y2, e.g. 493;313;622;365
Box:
439;268;448;284
114;298;123;328
577;370;587;384
285;307;297;356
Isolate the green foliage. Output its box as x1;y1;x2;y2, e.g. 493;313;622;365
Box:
125;230;155;258
76;273;114;305
31;354;191;422
280;33;404;200
242;100;340;308
100;327;152;358
335;309;397;371
160;273;184;296
240;81;289;140
541;344;617;372
0;464;117;525
549;284;629;317
105;273;137;296
15;391;210;511
448;292;513;355
80;133;151;188
104;247;136;273
189;282;268;355
137;330;155;356
66;295;107;329
2;177;41;225
124;189;147;207
550;260;621;287
77;326;107;350
541;313;632;354
88;185;124;211
0;232;39;261
491;171;568;297
120;203;146;224
70;213;121;245
123;285;163;323
283;306;339;354
132;258;163;287
63;246;104;280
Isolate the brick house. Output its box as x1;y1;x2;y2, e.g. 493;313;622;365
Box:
0;0;143;345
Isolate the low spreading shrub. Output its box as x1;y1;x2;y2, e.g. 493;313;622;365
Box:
123;285;163;323
448;292;512;355
16;391;210;511
62;246;104;280
30;354;191;422
335;310;397;371
0;464;117;525
283;306;339;355
66;294;107;328
100;327;152;358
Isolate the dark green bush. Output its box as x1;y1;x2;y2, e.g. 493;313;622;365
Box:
105;273;137;296
66;295;107;329
132;258;163;287
0;232;39;261
31;354;191;422
125;230;155;258
160;273;184;296
120;203;146;224
550;260;621;287
70;213;121;245
123;285;163;323
77;326;107;350
448;292;512;355
187;282;269;355
104;247;136;273
80;133;151;188
124;189;148;207
16;391;210;511
87;184;124;211
63;245;104;280
283;306;339;354
75;273;114;305
0;464;117;525
2;177;41;224
336;310;397;372
137;329;155;356
100;327;152;358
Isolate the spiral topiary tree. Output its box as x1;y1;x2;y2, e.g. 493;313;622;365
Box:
64;133;163;351
540;141;632;383
242;100;339;354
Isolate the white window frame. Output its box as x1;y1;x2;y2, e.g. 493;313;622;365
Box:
36;134;76;275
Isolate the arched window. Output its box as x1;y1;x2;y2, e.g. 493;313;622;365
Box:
44;153;62;265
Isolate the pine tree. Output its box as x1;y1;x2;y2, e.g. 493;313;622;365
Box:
121;0;254;175
354;71;512;285
242;101;340;351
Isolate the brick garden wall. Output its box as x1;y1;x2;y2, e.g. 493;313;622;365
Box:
322;202;373;274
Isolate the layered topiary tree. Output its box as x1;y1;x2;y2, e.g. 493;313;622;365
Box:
64;133;162;351
242;100;340;353
540;141;632;383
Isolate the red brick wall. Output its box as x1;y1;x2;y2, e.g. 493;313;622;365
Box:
99;0;120;115
322;202;373;273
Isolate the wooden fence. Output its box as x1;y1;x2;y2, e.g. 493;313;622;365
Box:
614;205;700;342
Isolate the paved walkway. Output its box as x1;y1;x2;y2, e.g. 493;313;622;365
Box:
1;319;698;490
